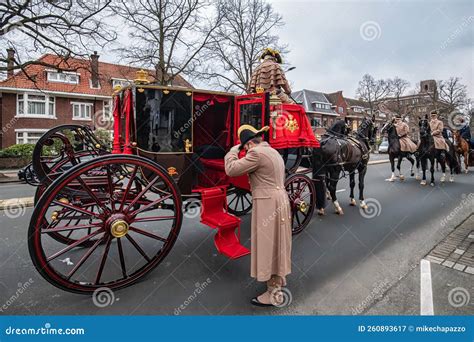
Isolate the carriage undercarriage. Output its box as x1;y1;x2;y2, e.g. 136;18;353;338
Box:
27;83;320;294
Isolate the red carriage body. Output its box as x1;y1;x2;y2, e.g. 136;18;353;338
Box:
27;81;319;294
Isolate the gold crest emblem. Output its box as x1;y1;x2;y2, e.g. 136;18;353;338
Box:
167;167;178;176
285;114;299;133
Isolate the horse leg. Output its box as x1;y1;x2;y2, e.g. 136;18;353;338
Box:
358;166;368;209
328;170;343;215
407;154;415;177
464;151;469;173
388;154;396;181
420;157;427;186
397;156;404;181
349;172;356;206
439;151;446;183
430;157;436;186
415;154;421;180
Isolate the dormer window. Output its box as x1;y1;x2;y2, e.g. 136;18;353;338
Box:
111;78;131;88
47;70;80;84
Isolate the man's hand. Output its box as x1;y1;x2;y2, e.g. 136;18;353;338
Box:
230;144;240;153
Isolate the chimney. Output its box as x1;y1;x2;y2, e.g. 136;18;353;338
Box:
90;51;99;88
6;48;15;78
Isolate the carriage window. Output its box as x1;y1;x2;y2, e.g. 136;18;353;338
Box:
239;103;262;128
135;89;192;153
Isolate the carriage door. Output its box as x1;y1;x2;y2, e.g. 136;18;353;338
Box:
233;93;269;145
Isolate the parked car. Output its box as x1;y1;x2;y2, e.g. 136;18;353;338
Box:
378;140;389;153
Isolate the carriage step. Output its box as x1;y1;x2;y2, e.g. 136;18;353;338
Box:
196;187;250;259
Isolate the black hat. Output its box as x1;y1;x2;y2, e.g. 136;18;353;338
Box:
430;110;438;116
394;114;402;119
237;124;269;150
261;48;282;64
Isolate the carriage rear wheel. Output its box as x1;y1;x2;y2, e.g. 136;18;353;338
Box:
285;173;316;235
28;154;182;294
227;188;252;216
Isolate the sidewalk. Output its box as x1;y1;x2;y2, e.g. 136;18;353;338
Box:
0;169;21;183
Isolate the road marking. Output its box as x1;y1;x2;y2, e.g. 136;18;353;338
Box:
420;259;434;315
336;189;346;193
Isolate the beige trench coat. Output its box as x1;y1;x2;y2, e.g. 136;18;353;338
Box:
395;122;417;153
430;118;449;151
224;142;292;282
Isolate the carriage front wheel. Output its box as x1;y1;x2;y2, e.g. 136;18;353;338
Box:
285;173;316;235
28;154;182;294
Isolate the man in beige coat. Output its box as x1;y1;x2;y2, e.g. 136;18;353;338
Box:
224;124;292;307
394;115;417;153
429;111;450;151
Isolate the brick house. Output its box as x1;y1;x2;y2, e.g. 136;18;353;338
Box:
0;52;192;148
292;89;339;132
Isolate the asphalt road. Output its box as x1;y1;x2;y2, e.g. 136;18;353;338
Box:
0;162;472;315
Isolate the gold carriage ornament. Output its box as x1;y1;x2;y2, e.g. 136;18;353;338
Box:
134;69;150;85
285;114;299;133
255;86;265;94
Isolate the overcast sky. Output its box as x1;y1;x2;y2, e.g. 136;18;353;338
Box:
267;0;473;98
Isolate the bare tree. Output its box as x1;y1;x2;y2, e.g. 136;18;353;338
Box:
0;0;115;77
197;0;287;93
438;77;468;113
356;73;391;114
388;77;410;115
112;0;221;85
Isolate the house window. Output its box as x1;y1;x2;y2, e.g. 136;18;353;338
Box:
338;106;343;114
72;102;93;120
16;93;55;117
15;130;47;144
47;71;80;84
103;100;112;121
311;118;321;127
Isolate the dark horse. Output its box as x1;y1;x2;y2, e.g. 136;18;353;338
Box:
315;116;376;214
417;116;460;186
381;121;417;182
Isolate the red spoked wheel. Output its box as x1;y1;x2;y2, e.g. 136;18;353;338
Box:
285;174;315;235
227;188;252;216
28;154;182;294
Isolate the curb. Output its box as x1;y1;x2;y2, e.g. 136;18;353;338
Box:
0;197;34;211
368;159;390;165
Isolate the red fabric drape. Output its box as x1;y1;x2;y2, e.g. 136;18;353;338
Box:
112;94;122;154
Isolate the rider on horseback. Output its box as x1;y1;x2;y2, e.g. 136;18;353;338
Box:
458;116;472;147
393;114;417;153
429;110;450;156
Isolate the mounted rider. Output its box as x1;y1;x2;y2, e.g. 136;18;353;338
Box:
393;114;417;153
429;110;450;152
248;48;294;104
458;116;473;147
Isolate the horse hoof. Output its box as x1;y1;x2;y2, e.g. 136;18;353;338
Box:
360;204;368;210
430;182;435;187
350;199;356;206
449;177;454;183
465;170;468;174
335;208;344;215
410;173;415;177
317;208;325;216
420;181;426;186
440;177;446;183
399;175;405;181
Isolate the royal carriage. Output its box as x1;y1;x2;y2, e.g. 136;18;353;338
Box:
27;71;320;294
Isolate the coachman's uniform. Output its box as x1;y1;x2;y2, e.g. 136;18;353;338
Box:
430;117;450;151
248;48;294;104
394;121;417;153
224;141;292;283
